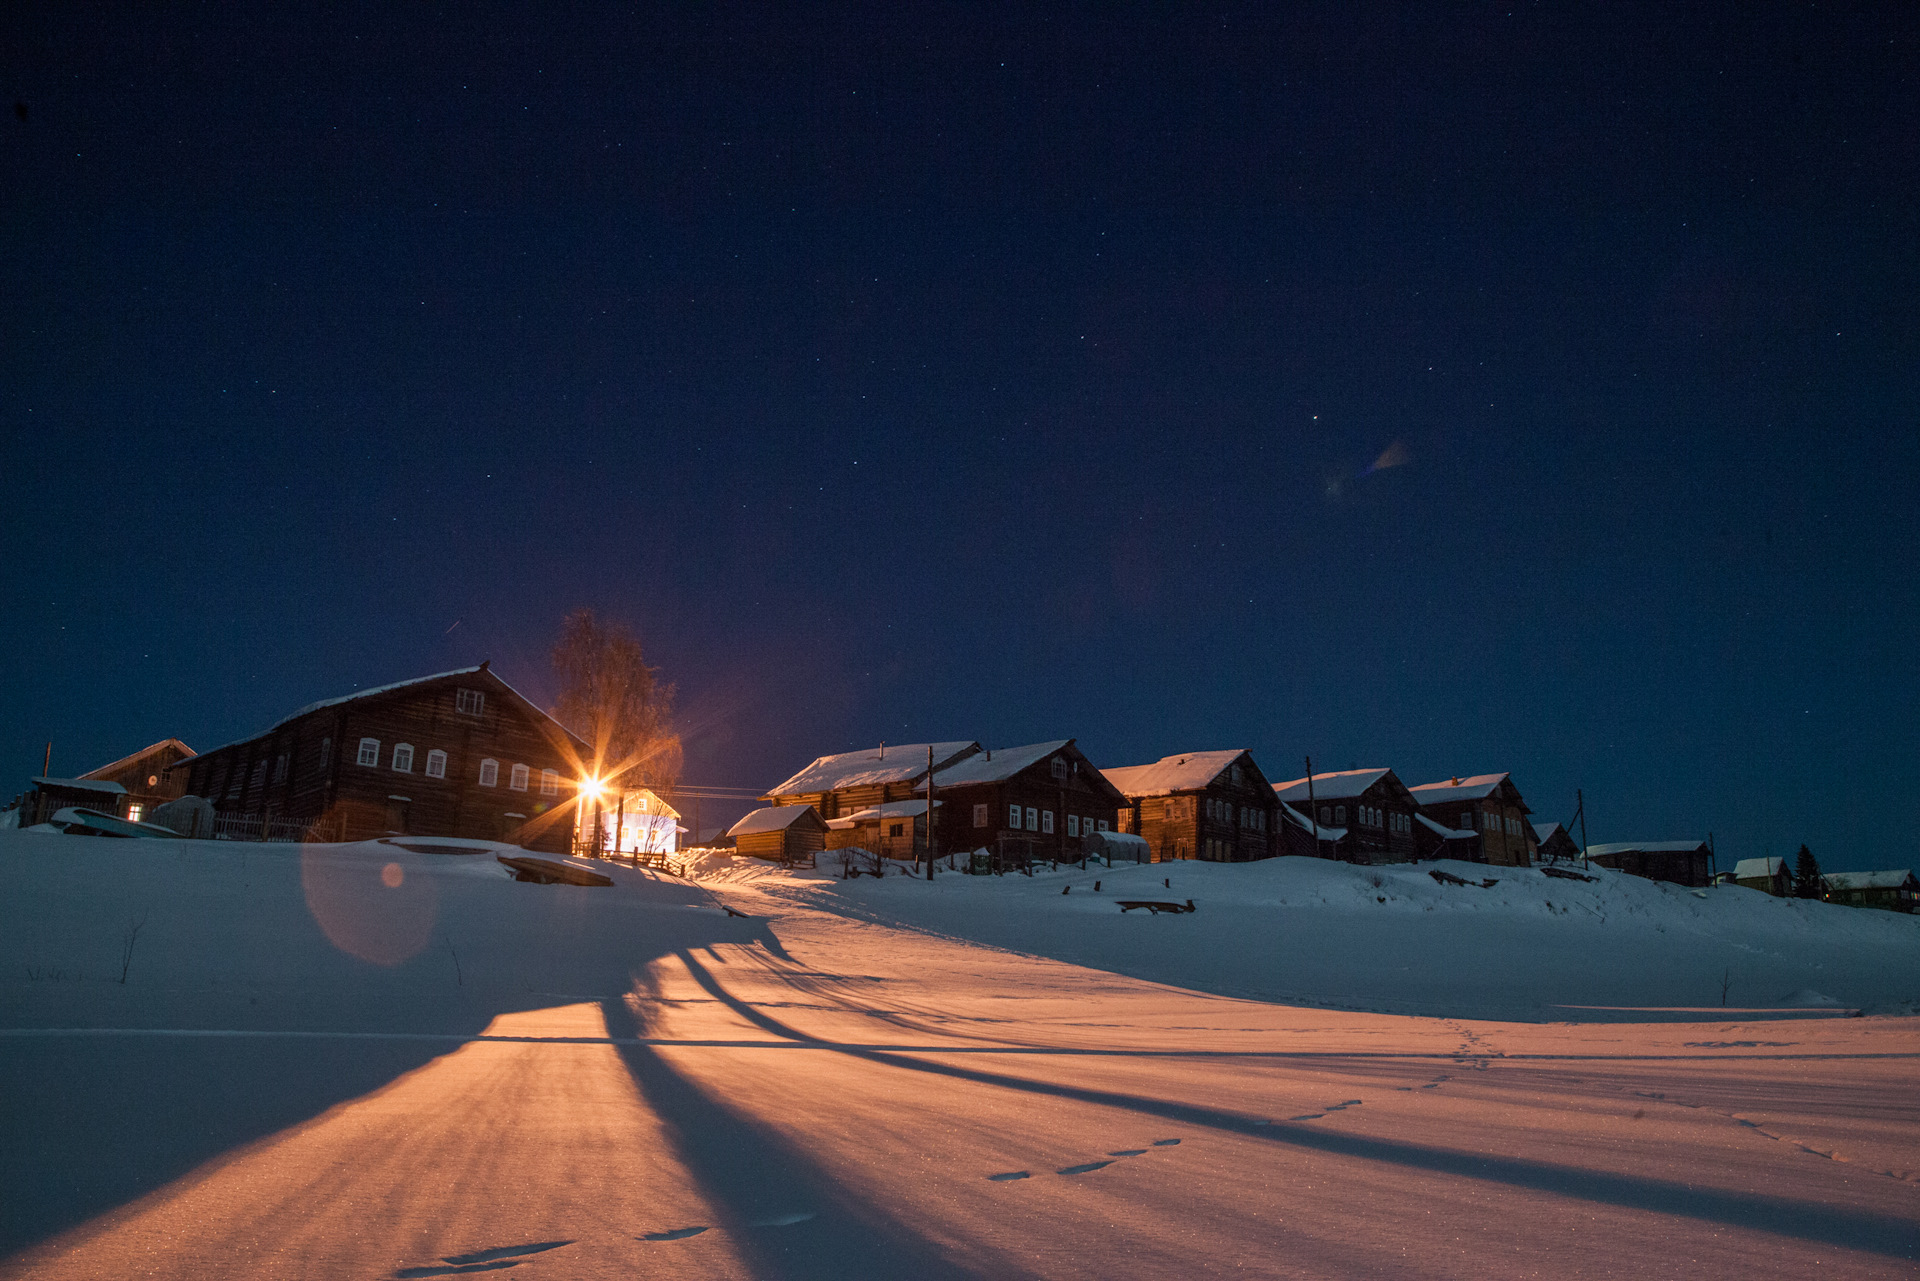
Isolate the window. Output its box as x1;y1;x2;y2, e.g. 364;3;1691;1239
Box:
318;738;331;770
128;804;145;824
539;769;558;796
973;803;989;827
1008;804;1021;828
1068;815;1080;837
1097;819;1109;831
357;738;380;767
479;758;499;787
456;688;485;716
1025;806;1039;831
888;822;904;838
272;754;288;785
250;760;268;791
392;744;414;772
1319;806;1331;824
510;763;530;791
1041;810;1054;834
1334;806;1346;825
425;750;447;779
1051;756;1068;780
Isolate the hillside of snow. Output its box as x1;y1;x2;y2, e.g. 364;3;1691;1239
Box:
719;853;1920;1021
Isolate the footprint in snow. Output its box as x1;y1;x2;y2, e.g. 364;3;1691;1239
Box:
640;1227;710;1242
1058;1160;1114;1176
1288;1114;1326;1121
987;1171;1032;1182
750;1213;816;1227
1152;1138;1181;1146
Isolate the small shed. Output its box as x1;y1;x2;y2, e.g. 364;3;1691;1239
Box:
727;805;827;865
1733;857;1793;897
1821;870;1918;913
22;777;128;827
1084;830;1152;864
1531;821;1583;865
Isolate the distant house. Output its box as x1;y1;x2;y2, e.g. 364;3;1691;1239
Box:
1583;840;1713;888
1103;750;1279;863
727;804;827;864
1407;774;1536;866
78;738;197;824
174;663;587;852
580;786;681;856
1733;857;1793;897
1271;768;1420;864
763;741;981;821
919;740;1127;865
1531;821;1582;865
1821;870;1918;913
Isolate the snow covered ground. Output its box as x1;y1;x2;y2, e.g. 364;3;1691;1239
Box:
2;830;1916;1278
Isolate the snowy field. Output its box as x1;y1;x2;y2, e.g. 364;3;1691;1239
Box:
2;829;1916;1278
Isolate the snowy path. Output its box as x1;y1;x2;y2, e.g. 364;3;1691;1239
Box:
2;837;1916;1278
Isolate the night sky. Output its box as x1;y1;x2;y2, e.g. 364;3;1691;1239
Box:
4;4;1915;866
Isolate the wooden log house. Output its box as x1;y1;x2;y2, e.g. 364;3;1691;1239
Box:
76;738;197;825
1583;840;1712;888
1102;750;1279;863
1407;773;1537;866
917;740;1126;864
727;804;828;864
1531;820;1582;865
174;663;588;852
1733;856;1793;896
1821;869;1919;913
1270;768;1420;864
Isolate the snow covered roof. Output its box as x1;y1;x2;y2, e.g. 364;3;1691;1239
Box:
1102;750;1247;797
767;742;979;796
726;805;820;837
922;740;1072;788
32;776;126;794
1823;870;1916;890
1272;768;1391;804
1280;802;1346;842
1734;857;1787;878
79;738;197;781
1586;841;1708;856
1415;812;1473;841
1531;821;1563;843
1087;830;1150;849
825;799;943;828
1408;773;1514;805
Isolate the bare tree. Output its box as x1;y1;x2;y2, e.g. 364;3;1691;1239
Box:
551;609;683;793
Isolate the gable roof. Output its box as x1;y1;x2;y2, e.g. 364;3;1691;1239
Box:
1586;840;1709;857
1272;768;1394;804
727;804;821;837
1823;870;1916;891
1280;802;1347;842
1102;750;1249;798
1415;812;1474;841
923;740;1071;787
766;741;979;797
80;738;197;781
1531;820;1563;843
1408;773;1527;811
33;776;127;794
1734;857;1788;878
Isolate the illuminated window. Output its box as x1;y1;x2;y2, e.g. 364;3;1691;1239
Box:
456;688;485;716
357;738;380;767
479;758;499;787
425;750;447;779
1041;810;1054;834
128;804;145;824
973;804;988;827
510;764;529;791
539;769;558;797
392;744;414;772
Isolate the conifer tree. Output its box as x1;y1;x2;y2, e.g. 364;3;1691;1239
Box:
1793;844;1822;899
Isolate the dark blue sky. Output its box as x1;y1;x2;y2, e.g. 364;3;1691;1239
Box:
4;3;1915;866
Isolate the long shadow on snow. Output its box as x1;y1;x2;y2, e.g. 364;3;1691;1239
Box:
600;989;1004;1281
673;950;1919;1264
0;893;766;1259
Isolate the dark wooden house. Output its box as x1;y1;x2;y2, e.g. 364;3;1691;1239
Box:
1103;750;1279;863
764;741;981;821
1531;820;1582;865
1584;840;1713;888
174;663;587;852
1408;774;1537;866
1733;856;1793;896
918;740;1126;864
1271;768;1420;864
824;799;941;859
1277;801;1348;858
1821;870;1918;913
18;776;129;827
78;738;197;825
727;804;827;864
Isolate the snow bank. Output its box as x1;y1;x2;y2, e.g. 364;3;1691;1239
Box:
737;855;1920;1021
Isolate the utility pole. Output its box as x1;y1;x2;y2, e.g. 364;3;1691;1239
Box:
42;742;51;776
926;744;936;880
1305;755;1323;860
1577;787;1590;870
